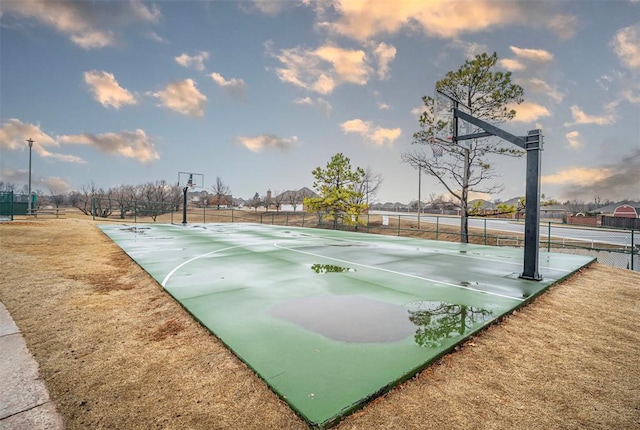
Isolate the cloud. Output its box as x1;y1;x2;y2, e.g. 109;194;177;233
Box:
500;46;553;72
1;0;161;49
146;30;168;44
42;176;72;193
235;134;298;152
59;129;159;163
564;105;616;126
0;118;158;164
509;46;553;62
0;118;84;163
525;78;564;103
0;169;72;194
266;41;373;94
611;23;640;69
293;97;332;115
314;45;370;84
543;149;640;201
511;101;551;122
83;70;137;109
319;0;530;41
542;166;613;186
498;58;526;71
410;105;426;119
340;119;401;146
210;72;246;97
175;51;209;71
547;15;578;41
449;40;490;59
377;102;390;110
249;0;288;15
565;131;582;149
150;79;207;117
372;42;396;79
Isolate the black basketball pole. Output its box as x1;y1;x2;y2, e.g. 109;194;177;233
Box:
452;105;544;281
182;186;188;225
520;130;542;280
182;174;193;225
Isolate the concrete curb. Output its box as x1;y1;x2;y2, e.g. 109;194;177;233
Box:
0;302;64;430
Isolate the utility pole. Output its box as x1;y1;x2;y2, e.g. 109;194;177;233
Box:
26;138;34;215
417;165;421;229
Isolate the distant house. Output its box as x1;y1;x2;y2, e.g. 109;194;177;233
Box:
600;202;640;229
272;187;318;211
468;199;496;216
613;204;640;218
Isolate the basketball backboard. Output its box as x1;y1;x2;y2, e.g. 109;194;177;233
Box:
433;90;473;148
178;172;204;189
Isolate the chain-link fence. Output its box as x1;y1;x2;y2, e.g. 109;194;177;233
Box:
89;197;639;272
0;192;35;219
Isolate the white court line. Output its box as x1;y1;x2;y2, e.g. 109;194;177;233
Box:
161;242;265;287
273;242;524;302
291;231;573;273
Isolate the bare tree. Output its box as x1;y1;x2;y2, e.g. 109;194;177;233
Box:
211;177;231;209
73;184;94;215
355;167;383;206
111;185;134;219
137;181;174;221
566;199;585;215
48;189;65;208
263;192;272;212
298;188;315;211
287;191;300;212
249;192;261;211
272;190;285;212
402;53;524;243
0;181;16;192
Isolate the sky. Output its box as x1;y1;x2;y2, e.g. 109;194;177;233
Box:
1;0;639;205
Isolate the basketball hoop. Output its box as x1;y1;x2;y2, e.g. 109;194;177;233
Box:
429;138;445;158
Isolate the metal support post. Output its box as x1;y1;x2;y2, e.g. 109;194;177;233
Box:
26;138;34;215
520;130;543;280
182;187;188;224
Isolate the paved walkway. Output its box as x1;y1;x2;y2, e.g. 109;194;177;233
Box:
0;302;63;430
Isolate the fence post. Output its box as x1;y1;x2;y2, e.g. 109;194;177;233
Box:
397;215;401;236
631;230;635;271
367;213;370;233
260;213;263;224
203;207;206;224
547;222;551;252
92;197;96;220
271;212;275;225
134;199;137;224
484;219;487;245
436;216;439;241
302;213;305;227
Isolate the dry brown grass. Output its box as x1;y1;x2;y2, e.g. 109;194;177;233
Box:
1;216;639;429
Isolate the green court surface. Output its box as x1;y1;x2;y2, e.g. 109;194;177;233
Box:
99;223;594;427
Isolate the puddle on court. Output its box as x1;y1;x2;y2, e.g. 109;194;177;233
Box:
270;295;494;345
310;264;355;274
407;301;494;348
120;226;150;234
459;281;480;287
270;295;414;343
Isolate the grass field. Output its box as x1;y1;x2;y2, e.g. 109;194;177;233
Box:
1;215;639;429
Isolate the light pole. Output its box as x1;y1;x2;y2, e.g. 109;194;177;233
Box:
26;138;34;215
417;165;421;229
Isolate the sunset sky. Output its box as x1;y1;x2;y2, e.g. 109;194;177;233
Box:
1;0;639;204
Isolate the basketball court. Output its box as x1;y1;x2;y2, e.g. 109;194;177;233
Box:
99;223;594;427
